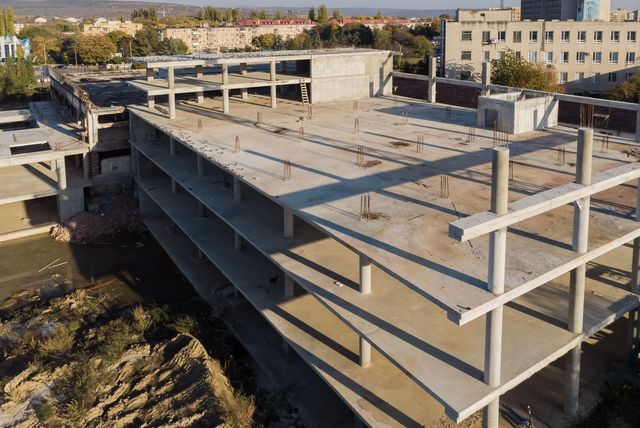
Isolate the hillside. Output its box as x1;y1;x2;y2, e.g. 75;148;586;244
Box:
4;0;199;19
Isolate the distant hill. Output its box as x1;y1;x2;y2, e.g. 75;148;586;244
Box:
5;0;199;19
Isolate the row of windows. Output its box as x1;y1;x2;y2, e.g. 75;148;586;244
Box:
461;30;638;44
466;50;637;64
557;71;635;84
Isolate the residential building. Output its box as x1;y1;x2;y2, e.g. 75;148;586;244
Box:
521;0;611;21
456;8;521;23
328;17;415;30
82;20;143;37
163;20;315;53
1;35;30;60
611;9;640;22
442;19;640;93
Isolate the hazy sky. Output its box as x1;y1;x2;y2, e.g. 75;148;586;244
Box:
119;0;638;9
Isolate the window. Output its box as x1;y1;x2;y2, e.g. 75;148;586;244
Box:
515;51;522;58
460;70;472;80
626;73;634;80
497;31;506;43
544;51;553;64
561;51;569;63
577;31;586;43
461;51;472;60
513;31;522;43
528;51;538;62
593;31;603;43
499;51;507;60
608;72;617;83
592;52;602;63
628;31;637;43
482;31;491;44
545;31;554;43
559;72;568;83
627;52;636;64
561;31;570;43
461;31;472;41
610;52;619;64
482;51;490;63
529;31;538;43
576;51;586;63
611;31;620;43
576;72;585;81
591;73;600;84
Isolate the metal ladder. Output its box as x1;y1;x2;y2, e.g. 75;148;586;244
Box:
299;79;309;105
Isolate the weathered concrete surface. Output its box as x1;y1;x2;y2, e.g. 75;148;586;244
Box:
128;96;640;327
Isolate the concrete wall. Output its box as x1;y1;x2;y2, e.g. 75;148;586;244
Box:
478;93;559;133
311;52;393;103
100;155;132;176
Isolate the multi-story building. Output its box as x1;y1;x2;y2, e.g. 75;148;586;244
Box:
611;8;640;22
442;18;640;94
521;0;611;21
328;17;415;30
163;20;315;53
82;20;143;37
456;8;520;23
1;35;30;60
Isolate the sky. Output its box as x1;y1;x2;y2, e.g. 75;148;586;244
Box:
116;0;638;10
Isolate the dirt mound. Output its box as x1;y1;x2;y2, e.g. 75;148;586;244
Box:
50;196;145;244
0;333;254;428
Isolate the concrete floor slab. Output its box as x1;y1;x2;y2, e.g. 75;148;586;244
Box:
129;96;640;327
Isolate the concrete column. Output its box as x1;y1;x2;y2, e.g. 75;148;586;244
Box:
146;67;155;81
270;61;277;108
359;255;372;294
223;90;230;114
240;63;248;99
233;176;242;201
82;152;90;180
280;60;287;73
241;88;248;100
284;207;294;238
222;64;229;85
171;179;177;195
483;147;509;428
284;274;294;297
195;65;203;78
197;155;204;176
481;62;492;96
196;91;204;104
270;85;277;109
636;106;640;143
428;56;437;104
270;61;276;81
234;231;243;251
56;157;67;191
169;138;176;156
564;128;593;418
629;180;640;346
167;67;175;89
167;66;176;119
147;95;155;109
359;336;371;368
198;201;206;217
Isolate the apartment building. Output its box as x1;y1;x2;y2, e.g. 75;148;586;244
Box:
443;19;640;94
611;9;640;22
521;0;611;21
456;8;521;23
328;17;415;30
82;20;143;37
1;35;30;60
163;20;315;53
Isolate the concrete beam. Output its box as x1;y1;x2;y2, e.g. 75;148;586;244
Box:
359;336;372;368
564;128;593;418
284;207;294;238
483;147;509;428
359;255;372;294
450;162;640;242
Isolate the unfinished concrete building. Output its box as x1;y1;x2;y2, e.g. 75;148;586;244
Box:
121;49;640;427
0;102;88;241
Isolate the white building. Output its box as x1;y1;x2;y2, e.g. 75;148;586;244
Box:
1;35;30;60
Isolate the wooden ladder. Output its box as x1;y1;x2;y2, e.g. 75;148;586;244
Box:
299;79;309;105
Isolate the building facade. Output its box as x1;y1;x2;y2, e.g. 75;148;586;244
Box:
443;19;640;94
521;0;610;21
1;35;30;60
163;20;315;53
82;20;143;37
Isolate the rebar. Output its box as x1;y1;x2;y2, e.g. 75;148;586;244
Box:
557;146;566;165
402;111;408;125
467;127;476;143
440;175;450;198
307;104;312;120
353;100;359;112
235;136;240;153
354;118;360;134
197;118;202;132
600;134;609;153
356;145;365;167
283;160;292;180
298;126;304;140
417;135;424;153
360;194;371;221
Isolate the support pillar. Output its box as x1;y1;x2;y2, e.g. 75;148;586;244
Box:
483;147;509;428
636;106;640;143
270;61;277;109
147;95;155;109
82;152;90;180
284;207;294;238
146;67;155;81
359;336;371;368
629;179;640;347
234;231;243;251
284;274;294;297
481;62;492;96
198;201;206;217
240;63;248;99
221;64;230;113
280;60;287;73
195;64;203;78
169;138;176;156
167;66;176;119
197;155;204;176
171;179;177;195
233;176;242;201
270;85;277;109
428;56;437;103
223;90;230;114
359;255;372;294
196;91;204;104
56;157;67;191
564;128;593;418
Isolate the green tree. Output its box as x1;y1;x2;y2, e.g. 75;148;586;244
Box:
274;10;283;20
258;10;267;20
411;35;433;57
308;7;316;21
317;5;329;24
375;11;384;20
198;6;221;22
0;52;36;101
158;38;189;55
372;27;392;49
74;35;116;64
1;7;15;35
132;26;160;57
287;33;312;50
252;33;276;49
491;52;563;92
607;73;640;102
131;8;157;21
332;9;341;20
